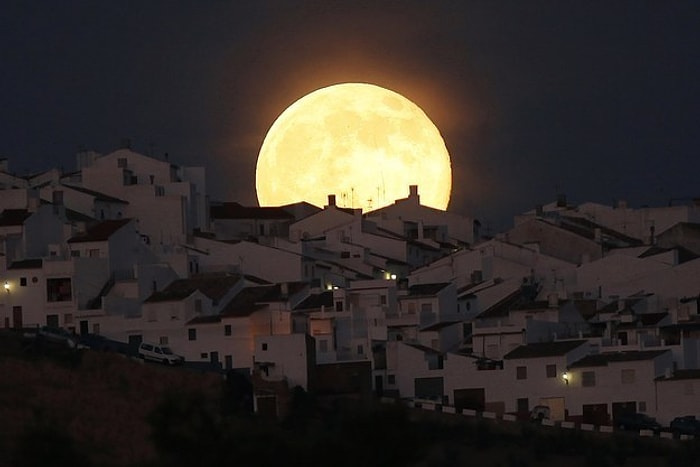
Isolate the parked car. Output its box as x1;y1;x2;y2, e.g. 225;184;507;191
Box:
138;342;184;365
670;416;700;436
36;326;84;349
614;412;662;433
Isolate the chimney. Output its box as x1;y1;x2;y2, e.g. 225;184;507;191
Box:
327;194;336;207
556;193;567;208
409;185;420;203
0;158;8;173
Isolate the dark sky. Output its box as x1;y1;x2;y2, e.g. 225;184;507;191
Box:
2;1;699;230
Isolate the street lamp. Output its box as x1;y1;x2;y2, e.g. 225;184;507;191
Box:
562;372;569;385
3;281;9;292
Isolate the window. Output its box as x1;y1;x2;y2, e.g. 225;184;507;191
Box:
546;364;557;378
155;186;165;197
46;314;59;327
20;277;27;286
262;343;268;351
335;301;344;312
621;369;635;384
200;352;208;359
71;250;80;257
388;374;396;385
380;295;387;305
516;366;527;380
517;398;529;414
407;303;416;314
319;340;328;353
117;158;127;168
224;324;232;336
88;249;100;258
582;371;596;387
47;278;72;302
159;336;169;345
188;328;197;341
225;355;233;370
421;303;433;313
64;313;73;325
357;344;364;355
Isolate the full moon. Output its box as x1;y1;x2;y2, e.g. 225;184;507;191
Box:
256;82;452;212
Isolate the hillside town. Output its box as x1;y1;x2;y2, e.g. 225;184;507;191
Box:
2;145;700;430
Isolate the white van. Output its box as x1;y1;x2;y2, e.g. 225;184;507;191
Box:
138;342;184;365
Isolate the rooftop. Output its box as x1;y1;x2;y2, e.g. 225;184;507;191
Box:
504;340;588;359
67;218;133;243
570;350;670;368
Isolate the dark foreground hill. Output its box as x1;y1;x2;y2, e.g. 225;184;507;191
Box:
1;331;698;467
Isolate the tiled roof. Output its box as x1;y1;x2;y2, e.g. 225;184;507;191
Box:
145;273;242;303
406;283;450;297
503;340;588;359
8;258;43;269
404;343;442;354
67;218;132;243
655;369;700;381
220;282;306;317
294;291;333;310
420;321;462;332
569;350;669;368
558;216;643;246
63;185;129;203
617;312;669;328
0;209;31;226
210;202;294;220
186;315;222;325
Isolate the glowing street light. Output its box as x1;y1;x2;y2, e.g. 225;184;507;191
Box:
3;281;9;292
562;372;569;385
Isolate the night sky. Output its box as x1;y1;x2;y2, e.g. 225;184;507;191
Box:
2;1;699;230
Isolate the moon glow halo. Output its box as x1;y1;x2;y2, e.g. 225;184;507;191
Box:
255;83;452;212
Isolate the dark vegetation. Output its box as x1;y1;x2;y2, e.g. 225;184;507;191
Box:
2;330;700;467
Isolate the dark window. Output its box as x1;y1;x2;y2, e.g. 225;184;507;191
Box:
335;301;343;312
388;374;396;384
46;314;59;327
225;355;233;369
188;328;197;341
261;343;268;351
46;278;72;302
20;277;27;286
117;158;127;168
582;371;596;387
380;295;387;305
71;250;80;257
516;366;527;380
224;325;232;336
200;352;208;359
546;364;557;378
517;398;529;414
